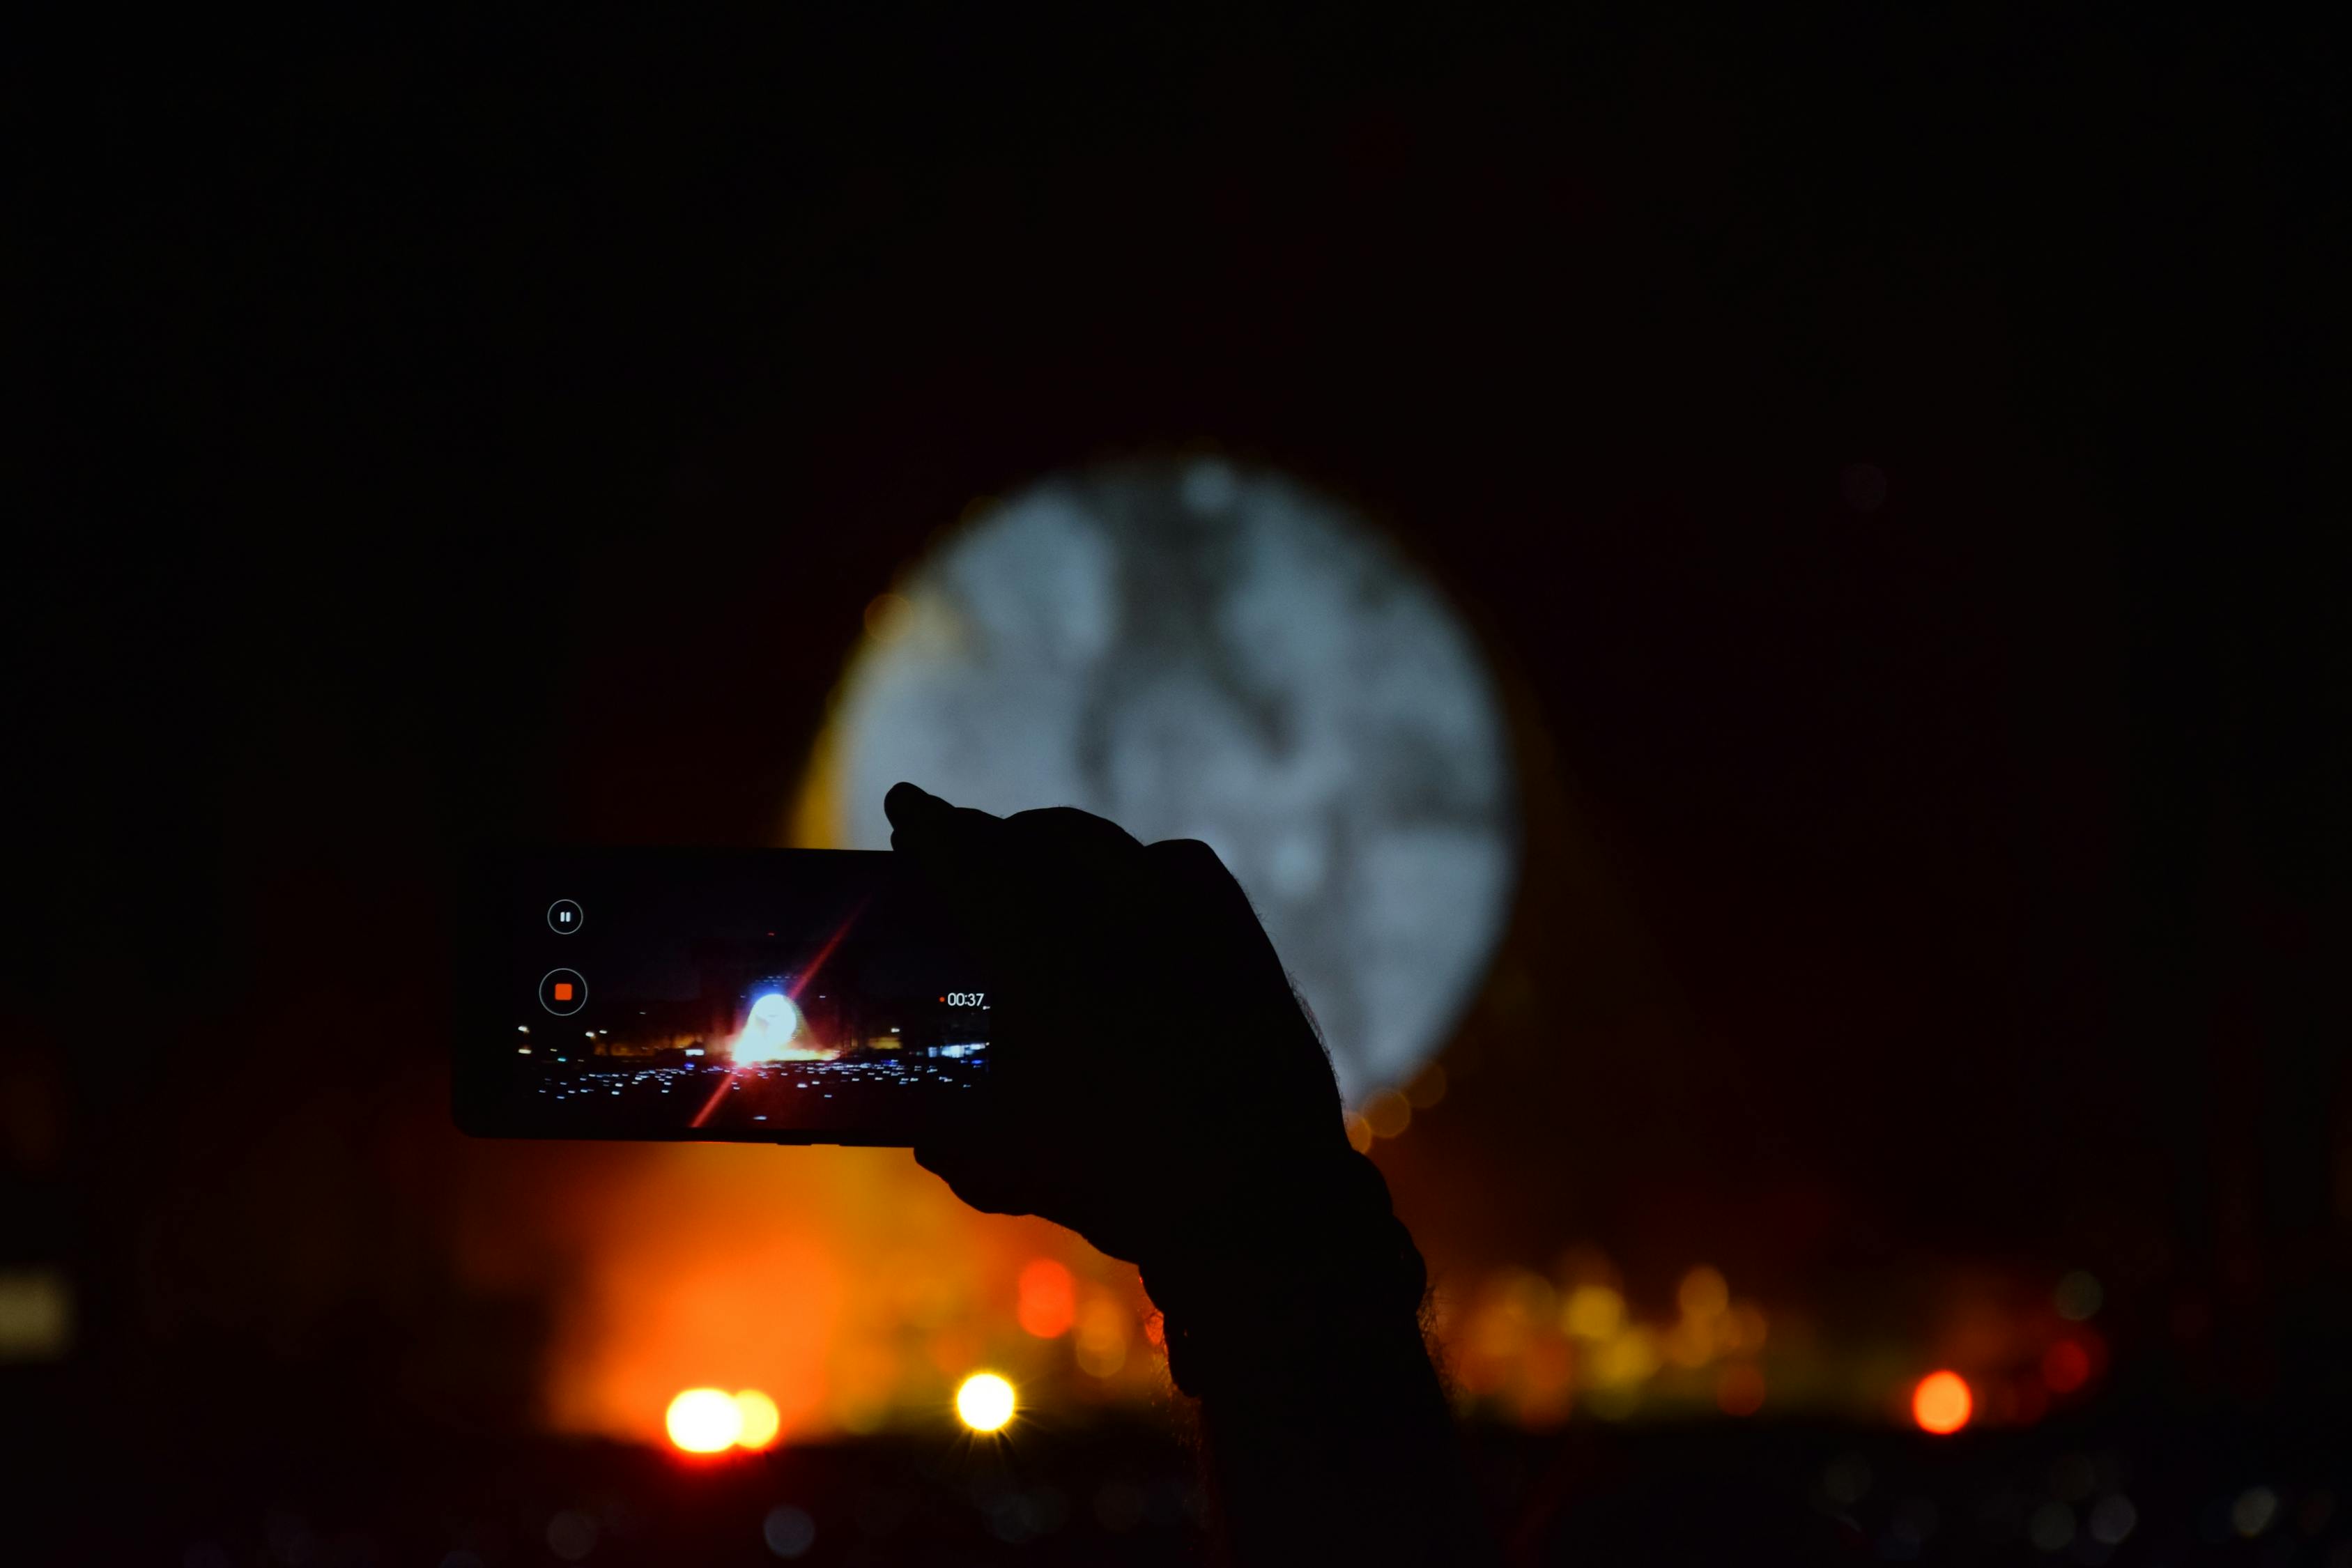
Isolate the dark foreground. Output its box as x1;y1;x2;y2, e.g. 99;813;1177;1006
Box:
20;1378;2345;1566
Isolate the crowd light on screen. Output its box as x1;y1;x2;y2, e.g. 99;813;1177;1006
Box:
955;1372;1017;1433
666;1388;744;1452
1912;1371;1973;1435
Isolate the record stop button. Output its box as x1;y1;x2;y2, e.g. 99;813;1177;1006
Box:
546;898;585;934
540;968;588;1015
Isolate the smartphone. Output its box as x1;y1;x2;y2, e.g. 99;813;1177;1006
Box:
453;848;993;1145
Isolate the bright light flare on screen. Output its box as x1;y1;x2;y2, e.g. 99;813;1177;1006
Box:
666;1388;744;1452
730;993;806;1063
955;1372;1016;1433
1912;1370;1973;1434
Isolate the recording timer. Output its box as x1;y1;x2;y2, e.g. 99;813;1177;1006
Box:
942;992;987;1007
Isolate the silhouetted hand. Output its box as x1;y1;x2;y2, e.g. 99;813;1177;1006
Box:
884;781;1358;1268
887;783;1494;1564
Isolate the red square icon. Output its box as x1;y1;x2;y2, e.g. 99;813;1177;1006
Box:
553;982;574;1001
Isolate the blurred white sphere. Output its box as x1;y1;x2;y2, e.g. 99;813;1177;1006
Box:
831;459;1516;1102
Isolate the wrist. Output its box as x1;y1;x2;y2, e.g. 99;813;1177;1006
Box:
1140;1149;1429;1399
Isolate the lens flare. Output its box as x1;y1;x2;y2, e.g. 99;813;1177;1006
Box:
1912;1370;1973;1435
955;1371;1016;1433
733;1389;782;1448
667;1387;744;1452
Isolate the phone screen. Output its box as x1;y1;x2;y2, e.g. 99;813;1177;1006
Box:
454;848;992;1144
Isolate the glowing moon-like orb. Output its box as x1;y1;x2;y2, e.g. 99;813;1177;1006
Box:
810;458;1516;1102
730;992;808;1063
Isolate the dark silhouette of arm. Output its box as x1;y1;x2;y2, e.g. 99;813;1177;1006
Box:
886;784;1494;1565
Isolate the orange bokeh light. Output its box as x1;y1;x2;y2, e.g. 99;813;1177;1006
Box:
666;1388;743;1453
1017;1258;1077;1339
1912;1370;1973;1434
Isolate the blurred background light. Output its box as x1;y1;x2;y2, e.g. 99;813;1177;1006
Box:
2053;1270;2103;1321
733;1389;782;1449
666;1388;743;1453
1911;1371;1973;1436
0;1268;72;1362
1016;1259;1077;1339
762;1505;817;1560
800;457;1519;1105
955;1372;1016;1434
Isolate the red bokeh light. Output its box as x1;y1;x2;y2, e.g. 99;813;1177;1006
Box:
2041;1339;2091;1393
1716;1362;1767;1417
1017;1259;1077;1339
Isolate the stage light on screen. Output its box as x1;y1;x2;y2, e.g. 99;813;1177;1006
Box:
666;1388;744;1452
1912;1370;1972;1434
729;992;804;1063
955;1372;1017;1433
733;1389;782;1448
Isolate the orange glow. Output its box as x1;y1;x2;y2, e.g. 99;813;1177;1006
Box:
449;1135;1150;1450
1912;1370;1973;1434
2041;1339;2091;1393
1017;1258;1077;1339
732;1389;782;1449
666;1388;743;1453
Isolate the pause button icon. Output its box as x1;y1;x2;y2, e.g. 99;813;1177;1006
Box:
547;899;584;935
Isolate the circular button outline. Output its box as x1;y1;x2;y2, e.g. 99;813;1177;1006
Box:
540;968;589;1016
546;898;585;935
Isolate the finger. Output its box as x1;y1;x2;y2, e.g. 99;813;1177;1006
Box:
884;783;1024;932
913;1135;1039;1218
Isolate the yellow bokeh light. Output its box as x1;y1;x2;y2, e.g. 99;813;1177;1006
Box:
1677;1265;1729;1321
1590;1326;1660;1388
732;1389;781;1449
1075;1297;1132;1378
1363;1089;1413;1139
1562;1283;1625;1340
666;1388;743;1453
955;1371;1017;1433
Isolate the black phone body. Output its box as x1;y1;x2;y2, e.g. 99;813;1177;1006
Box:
454;847;993;1146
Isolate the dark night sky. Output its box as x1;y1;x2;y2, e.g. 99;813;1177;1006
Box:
14;4;2347;1417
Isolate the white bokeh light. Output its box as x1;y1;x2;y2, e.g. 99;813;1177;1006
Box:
827;458;1516;1102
